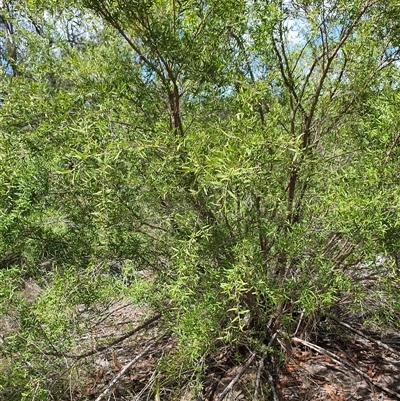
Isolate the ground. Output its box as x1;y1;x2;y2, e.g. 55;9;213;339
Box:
1;277;400;400
67;300;400;400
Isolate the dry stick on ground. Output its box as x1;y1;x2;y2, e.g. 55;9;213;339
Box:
266;370;280;401
292;337;400;400
76;313;162;359
44;313;162;359
94;302;133;327
253;356;264;401
253;332;279;401
217;352;256;401
94;332;169;401
328;315;400;357
132;369;157;401
253;356;281;401
47;314;161;394
198;371;225;401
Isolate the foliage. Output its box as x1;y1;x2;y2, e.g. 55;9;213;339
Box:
1;0;400;398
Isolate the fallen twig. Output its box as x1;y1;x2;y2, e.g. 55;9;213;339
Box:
197;371;224;401
132;367;157;400
94;302;132;327
217;352;256;401
77;313;162;359
266;370;280;401
327;314;400;357
292;336;400;400
253;356;264;400
76;332;124;341
94;332;167;401
253;332;279;401
44;313;162;359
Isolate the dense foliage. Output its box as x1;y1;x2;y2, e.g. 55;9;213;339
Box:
1;0;400;399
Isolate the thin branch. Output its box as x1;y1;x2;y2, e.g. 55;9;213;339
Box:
229;29;265;124
266;370;280;401
270;29;296;117
77;313;162;359
94;332;168;401
94;4;167;86
296;52;324;114
94;302;132;327
304;0;377;140
291;35;314;76
251;332;280;400
329;50;348;100
44;314;162;359
217;352;256;401
192;5;213;40
384;130;400;164
320;4;329;60
133;368;157;400
253;356;264;400
327;315;400;357
172;0;177;36
292;336;400;400
133;10;183;136
115;196;168;232
229;29;256;83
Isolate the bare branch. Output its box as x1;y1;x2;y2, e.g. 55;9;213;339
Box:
217;352;256;401
44;314;162;359
91;2;173;93
328;315;400;357
253;356;264;400
305;0;378;141
94;332;168;401
292;336;400;400
266;370;281;401
384;130;400;164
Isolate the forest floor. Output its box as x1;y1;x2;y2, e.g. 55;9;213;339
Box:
2;276;400;400
69;298;400;401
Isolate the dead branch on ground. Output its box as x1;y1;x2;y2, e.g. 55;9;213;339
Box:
266;370;280;401
292;336;400;400
253;356;264;400
217;352;256;401
44;313;162;359
328;314;400;357
94;331;169;401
